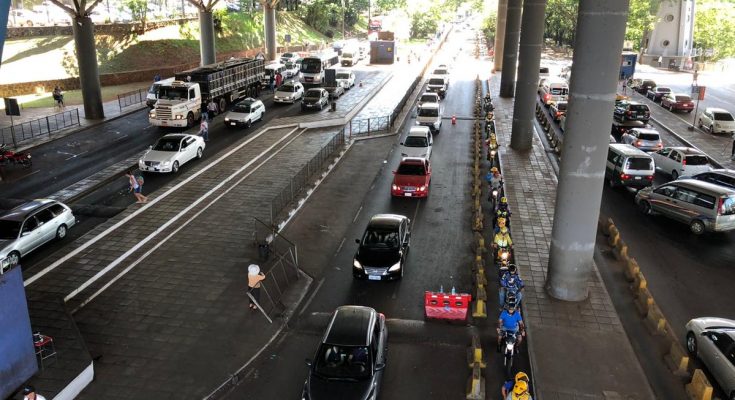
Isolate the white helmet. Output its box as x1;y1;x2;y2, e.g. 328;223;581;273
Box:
248;264;260;275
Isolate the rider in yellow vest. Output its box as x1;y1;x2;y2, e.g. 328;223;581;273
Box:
506;380;532;400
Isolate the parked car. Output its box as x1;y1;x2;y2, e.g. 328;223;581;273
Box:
391;157;432;198
549;101;567;122
224;98;265;128
646;86;671;102
302;88;330;111
353;214;411;280
634;79;656;94
635;180;735;234
683;169;735;190
139;134;205;173
698;107;735;134
0;199;76;269
324;84;345;99
273;81;304;104
613;101;650;123
660;93;694;113
623;127;663;152
302;306;387;399
400;126;433;159
335;70;355;89
686;317;735;399
650;147;712;179
416;103;442;133
418;92;441;106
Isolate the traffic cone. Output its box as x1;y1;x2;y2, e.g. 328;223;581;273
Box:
452;114;457;125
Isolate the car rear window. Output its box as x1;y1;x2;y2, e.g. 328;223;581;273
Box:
429;78;445;85
693;193;716;209
397;163;427;175
675;95;692;102
685;155;708;165
657;87;671;93
721;196;735;216
556;103;567;111
638;133;659;141
630;105;649;112
404;136;428;147
714;112;735;121
626;157;652;170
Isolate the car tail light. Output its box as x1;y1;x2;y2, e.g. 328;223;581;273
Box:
543;94;551;102
717;197;724;216
636;140;643;146
682;158;687;166
620;173;630;180
647;175;654;180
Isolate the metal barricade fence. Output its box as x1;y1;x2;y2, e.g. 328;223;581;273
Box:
348;75;422;138
117;88;148;111
269;130;345;224
248;247;300;321
1;108;80;146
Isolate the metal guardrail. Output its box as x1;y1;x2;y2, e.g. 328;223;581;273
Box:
1;108;80;147
117;88;148;111
269;131;345;224
348;75;422;137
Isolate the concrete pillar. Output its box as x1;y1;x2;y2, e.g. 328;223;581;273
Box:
510;0;547;150
199;10;216;65
545;0;630;301
0;2;9;65
72;16;104;119
499;0;522;98
264;4;277;61
493;0;508;71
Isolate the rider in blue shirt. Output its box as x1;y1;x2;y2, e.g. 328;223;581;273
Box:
499;264;524;308
497;304;525;350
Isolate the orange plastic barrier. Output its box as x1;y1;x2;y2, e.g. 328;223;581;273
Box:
424;291;472;321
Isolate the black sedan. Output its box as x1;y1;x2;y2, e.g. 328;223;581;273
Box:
353;214;410;280
646;86;671;102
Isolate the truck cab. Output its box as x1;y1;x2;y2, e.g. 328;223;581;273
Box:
146;77;175;109
149;81;203;128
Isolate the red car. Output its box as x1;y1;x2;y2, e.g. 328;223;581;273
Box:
391;157;431;198
660;93;694;113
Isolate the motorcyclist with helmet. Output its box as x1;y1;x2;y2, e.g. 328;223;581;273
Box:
502;372;530;399
497;301;525;351
495;197;511;226
506;380;533;400
486;167;504;204
499;263;524;308
493;225;513;253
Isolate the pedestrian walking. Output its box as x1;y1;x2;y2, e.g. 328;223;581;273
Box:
269;74;275;93
52;86;64;109
206;98;218;121
657;56;663;67
23;385;47;400
199;118;209;142
247;264;266;311
153;73;161;82
126;170;147;203
275;72;283;88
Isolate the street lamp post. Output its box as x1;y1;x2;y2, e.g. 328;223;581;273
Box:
687;69;700;131
342;0;346;39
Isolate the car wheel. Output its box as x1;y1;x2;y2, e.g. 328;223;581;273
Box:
671;170;679;180
638;200;652;215
218;98;227;114
196;147;203;159
697;119;703;129
56;224;68;240
187;112;195;128
690;220;705;235
686;331;697;357
7;251;21;267
246;119;252;128
259;111;265;122
172;161;179;173
709;125;714;133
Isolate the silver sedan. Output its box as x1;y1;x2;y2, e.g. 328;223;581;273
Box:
686;317;735;399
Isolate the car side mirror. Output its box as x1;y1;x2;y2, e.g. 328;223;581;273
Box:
355;239;360;244
305;358;312;367
375;363;386;371
22;231;31;237
149;145;153;149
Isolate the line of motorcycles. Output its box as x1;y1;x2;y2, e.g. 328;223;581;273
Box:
0;144;32;167
485;94;524;378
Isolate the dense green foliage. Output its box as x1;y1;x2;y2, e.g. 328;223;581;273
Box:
694;1;735;61
294;0;371;38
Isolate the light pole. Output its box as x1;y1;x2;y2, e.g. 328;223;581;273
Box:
342;0;346;39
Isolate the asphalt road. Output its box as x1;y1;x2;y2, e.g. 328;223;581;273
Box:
222;29;532;399
1;69;375;275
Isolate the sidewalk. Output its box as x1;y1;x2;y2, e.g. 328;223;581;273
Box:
489;75;656;399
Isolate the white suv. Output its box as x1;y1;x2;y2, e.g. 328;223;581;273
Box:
400;126;433;159
416;103;442;133
224;98;265;128
650;147;712;179
698;107;735;135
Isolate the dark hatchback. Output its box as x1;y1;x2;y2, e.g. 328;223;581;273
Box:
303;306;387;400
353;214;410;280
635;79;657;94
614;101;651;122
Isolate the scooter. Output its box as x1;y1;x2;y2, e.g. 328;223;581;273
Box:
0;144;32;167
500;330;520;377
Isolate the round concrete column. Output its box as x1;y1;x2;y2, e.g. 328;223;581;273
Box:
493;0;508;72
72;16;104;119
499;0;522;98
264;4;277;61
199;10;216;65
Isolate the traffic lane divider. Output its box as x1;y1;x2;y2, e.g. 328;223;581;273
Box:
467;334;486;369
685;369;713;400
465;365;485;400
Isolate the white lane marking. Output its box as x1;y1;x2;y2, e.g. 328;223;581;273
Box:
69;129;306;308
64;150;88;161
335;237;346;256
298;277;325;318
25;126;297;287
352;205;363;223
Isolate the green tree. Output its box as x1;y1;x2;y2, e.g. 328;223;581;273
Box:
375;0;407;13
694;1;735;61
410;9;439;38
625;0;659;50
544;0;577;46
124;0;148;21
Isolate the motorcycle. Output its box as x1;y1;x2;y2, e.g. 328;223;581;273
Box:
500;330;520;377
501;284;522;310
0;144;32;167
488;180;504;211
483;95;494;113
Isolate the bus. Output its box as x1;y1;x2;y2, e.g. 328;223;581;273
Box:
299;51;339;85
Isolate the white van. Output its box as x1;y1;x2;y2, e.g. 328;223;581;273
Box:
341;47;360;66
262;63;287;86
146;77;175;108
605;144;655;189
539;79;569;106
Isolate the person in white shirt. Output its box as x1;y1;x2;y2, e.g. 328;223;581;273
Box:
23;385;47;400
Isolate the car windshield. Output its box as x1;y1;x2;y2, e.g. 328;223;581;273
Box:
685;155;708;165
638;133;659;141
721;196;735;216
556;103;567;111
278;85;295;93
657;87;671;93
232;104;252;113
301;59;322;73
420;95;437;102
428;78;445;85
157;87;188;100
404;136;428;147
305;90;321;98
627;158;652;170
433;69;448;75
418;108;439;118
397;163;427;175
282;53;294;58
314;344;371;379
675;95;691;102
362;228;400;248
714;112;735;121
152;138;181;151
148;83;161;94
285;62;296;69
629;105;649;112
336;73;351;79
342;53;354;58
0;220;22;240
